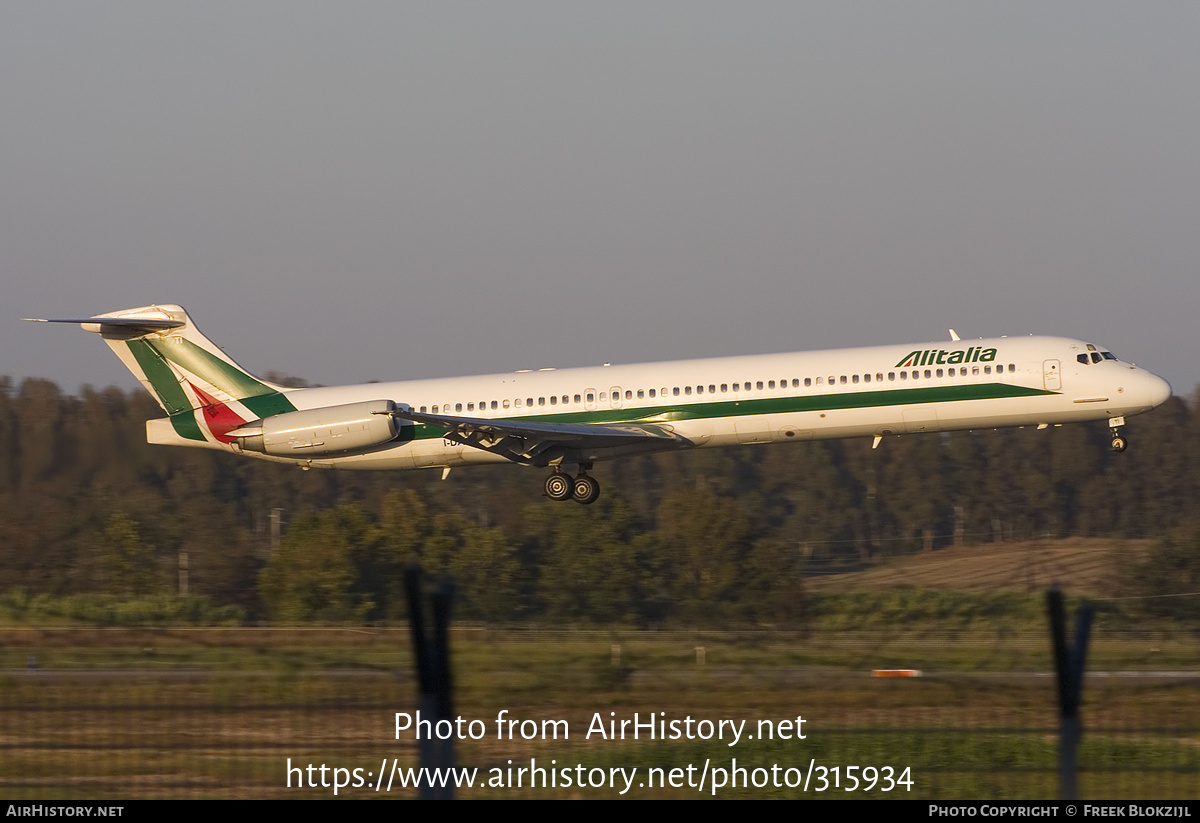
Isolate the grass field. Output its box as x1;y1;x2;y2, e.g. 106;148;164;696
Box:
0;539;1196;799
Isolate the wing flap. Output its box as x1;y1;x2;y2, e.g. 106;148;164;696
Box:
391;408;686;464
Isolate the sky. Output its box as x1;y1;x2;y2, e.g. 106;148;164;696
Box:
4;2;1199;398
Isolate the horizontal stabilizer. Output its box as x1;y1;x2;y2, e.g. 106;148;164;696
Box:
25;305;294;424
24;316;185;334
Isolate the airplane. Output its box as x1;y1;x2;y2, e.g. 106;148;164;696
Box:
27;305;1171;504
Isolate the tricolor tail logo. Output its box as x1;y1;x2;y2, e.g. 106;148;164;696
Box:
189;384;247;443
128;337;294;409
123;332;295;444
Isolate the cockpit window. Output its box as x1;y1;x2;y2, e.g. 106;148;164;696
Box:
1101;351;1118;361
1077;354;1089;365
1090;352;1102;364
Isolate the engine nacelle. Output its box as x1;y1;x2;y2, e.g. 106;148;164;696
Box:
231;400;399;457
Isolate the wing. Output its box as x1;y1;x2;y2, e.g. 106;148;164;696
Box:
391;408;689;465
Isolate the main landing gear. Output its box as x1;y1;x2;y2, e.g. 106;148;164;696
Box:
1109;416;1128;454
544;465;601;505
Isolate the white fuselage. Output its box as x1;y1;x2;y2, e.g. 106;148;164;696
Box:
209;335;1169;471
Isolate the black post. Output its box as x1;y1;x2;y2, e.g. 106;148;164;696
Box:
1047;586;1093;801
405;564;456;799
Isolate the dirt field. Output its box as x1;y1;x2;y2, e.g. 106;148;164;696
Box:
804;537;1151;596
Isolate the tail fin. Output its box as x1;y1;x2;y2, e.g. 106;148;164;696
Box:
27;304;296;443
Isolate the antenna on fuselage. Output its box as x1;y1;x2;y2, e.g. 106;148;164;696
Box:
949;329;961;341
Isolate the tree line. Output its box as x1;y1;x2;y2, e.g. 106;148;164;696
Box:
0;377;1196;624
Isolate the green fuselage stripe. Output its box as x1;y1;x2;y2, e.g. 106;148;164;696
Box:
403;382;1056;442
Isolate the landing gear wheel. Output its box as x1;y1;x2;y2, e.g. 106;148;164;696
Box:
545;472;574;501
572;474;601;505
1110;435;1128;453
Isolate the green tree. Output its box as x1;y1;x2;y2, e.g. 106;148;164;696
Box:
99;512;164;596
258;505;381;622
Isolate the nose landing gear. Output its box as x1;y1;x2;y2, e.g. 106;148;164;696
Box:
1109;416;1128;453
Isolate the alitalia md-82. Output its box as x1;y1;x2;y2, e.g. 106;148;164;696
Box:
27;305;1171;504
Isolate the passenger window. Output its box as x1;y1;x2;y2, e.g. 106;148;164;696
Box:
575;395;582;403
709;385;716;394
626;390;632;400
721;384;728;393
768;380;776;389
840;376;847;384
503;400;510;409
888;372;895;381
456;403;463;412
971;367;979;376
550;396;557;405
852;374;859;384
491;400;498;409
468;403;474;411
420;406;427;413
864;374;871;383
804;378;812;387
637;390;644;399
685;386;692;395
514;399;522;408
673;387;680;396
756;381;764;390
649;389;656;398
936;369;943;378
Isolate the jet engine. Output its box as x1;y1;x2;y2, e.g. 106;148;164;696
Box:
229;400;400;457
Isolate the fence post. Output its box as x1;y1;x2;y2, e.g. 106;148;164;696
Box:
405;564;456;799
1047;586;1092;801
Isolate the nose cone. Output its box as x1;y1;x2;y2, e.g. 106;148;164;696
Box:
1139;371;1172;409
1148;373;1172;408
